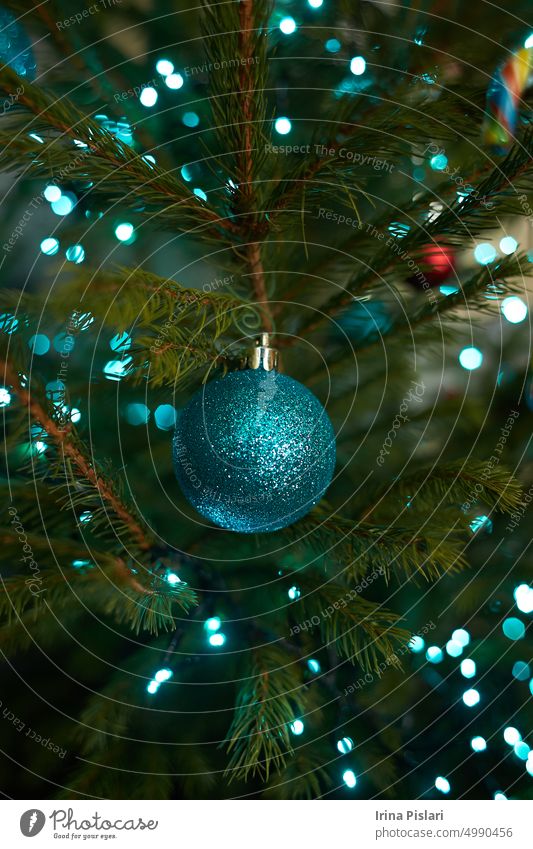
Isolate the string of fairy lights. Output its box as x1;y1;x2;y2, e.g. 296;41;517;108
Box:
140;565;531;795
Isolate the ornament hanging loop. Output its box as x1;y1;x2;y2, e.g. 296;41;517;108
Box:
246;333;278;371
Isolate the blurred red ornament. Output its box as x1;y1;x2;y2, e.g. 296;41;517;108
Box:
409;243;456;289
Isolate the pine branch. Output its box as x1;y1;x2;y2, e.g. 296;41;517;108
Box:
264;740;333;799
296;576;409;671
0;66;226;235
269;85;480;217
312;251;527;385
362;459;524;522
1;557;196;634
225;645;306;782
2;360;152;552
287;129;533;340
285;510;469;584
0;271;253;390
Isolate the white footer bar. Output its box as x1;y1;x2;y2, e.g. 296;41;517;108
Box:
2;799;531;848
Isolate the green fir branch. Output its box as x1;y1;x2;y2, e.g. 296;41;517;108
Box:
225;645;306;782
296;576;409;671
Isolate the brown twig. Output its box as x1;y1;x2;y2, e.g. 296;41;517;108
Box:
2;361;152;552
245;241;273;332
238;0;273;334
114;557;154;594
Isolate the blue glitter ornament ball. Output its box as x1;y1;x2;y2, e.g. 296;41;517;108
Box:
173;367;336;533
0;7;36;79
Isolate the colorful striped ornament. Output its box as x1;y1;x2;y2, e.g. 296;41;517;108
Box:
484;46;533;151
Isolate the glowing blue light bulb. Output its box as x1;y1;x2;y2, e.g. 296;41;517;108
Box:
325;38;341;53
125;403;150;425
79;511;92;524
499;236;518;254
446;640;463;658
103;358;132;381
45;379;65;401
388;222;410;239
166;572;181;586
342;769;357;788
140;87;158;107
193;187;208;201
70;408;81;423
502;618;525;640
524;33;533;48
307;659;320;674
514;584;533;614
274;117;292;135
154;404;177;430
290;719;304;735
426;646;443;663
66;245;85;264
462;688;480;707
504;727;521;745
280;16;297;35
459;347;483;371
460;659;476;678
474;243;497;265
288;585;301;600
166;73;184;90
470;515;493;533
0;387;12;407
204;617;221;632
154;668;173;683
350;56;366;75
28;334;50;355
494;791;508;800
156;59;174;76
51;195;74;216
308;0;323;6
0;313;18;334
514;741;530;761
44;184;61;202
146;680;159;694
471;736;487;752
337;736;354;754
115;222;134;242
110;331;132;352
452;629;470;647
40;237;59;256
512;661;530;681
409;636;425;653
182;111;200;128
430;153;448;170
435;776;450;794
501;296;527;324
208;632;226;647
